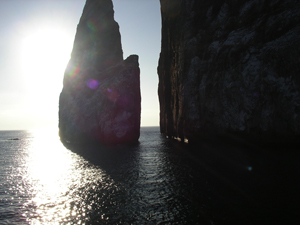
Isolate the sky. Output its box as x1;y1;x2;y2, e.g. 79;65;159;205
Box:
0;0;161;130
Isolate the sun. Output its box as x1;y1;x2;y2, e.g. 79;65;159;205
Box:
21;28;73;94
20;28;73;128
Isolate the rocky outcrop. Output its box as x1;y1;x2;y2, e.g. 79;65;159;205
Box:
59;0;141;144
158;0;300;144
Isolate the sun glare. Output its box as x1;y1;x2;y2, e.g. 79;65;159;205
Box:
22;28;72;94
21;28;73;128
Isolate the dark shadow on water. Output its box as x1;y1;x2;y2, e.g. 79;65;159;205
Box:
60;129;300;225
62;141;142;183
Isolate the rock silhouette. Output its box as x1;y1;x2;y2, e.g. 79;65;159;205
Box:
158;0;300;144
59;0;141;144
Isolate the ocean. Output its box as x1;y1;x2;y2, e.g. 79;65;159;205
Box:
0;127;299;224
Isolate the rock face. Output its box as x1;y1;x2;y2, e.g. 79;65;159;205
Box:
158;0;300;144
59;0;141;144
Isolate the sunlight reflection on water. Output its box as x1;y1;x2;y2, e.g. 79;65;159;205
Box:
1;128;298;224
22;129;115;224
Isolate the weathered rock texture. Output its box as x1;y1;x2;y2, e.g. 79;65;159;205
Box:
59;0;141;144
158;0;300;144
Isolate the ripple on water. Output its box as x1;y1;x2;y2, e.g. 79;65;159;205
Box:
1;128;298;224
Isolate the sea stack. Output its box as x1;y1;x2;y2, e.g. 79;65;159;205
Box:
158;0;300;144
59;0;141;144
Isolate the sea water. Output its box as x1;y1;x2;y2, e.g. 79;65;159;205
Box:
0;127;299;224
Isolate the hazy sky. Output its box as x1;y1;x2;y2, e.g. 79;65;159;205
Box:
0;0;161;130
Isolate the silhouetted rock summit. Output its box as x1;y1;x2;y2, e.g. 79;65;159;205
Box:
59;0;141;144
158;0;300;145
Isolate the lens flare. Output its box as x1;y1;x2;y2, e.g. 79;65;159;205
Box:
86;79;99;90
66;64;80;78
87;18;106;33
104;88;119;102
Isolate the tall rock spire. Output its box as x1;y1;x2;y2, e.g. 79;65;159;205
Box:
59;0;141;144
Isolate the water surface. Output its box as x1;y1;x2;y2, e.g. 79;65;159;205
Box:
0;127;299;224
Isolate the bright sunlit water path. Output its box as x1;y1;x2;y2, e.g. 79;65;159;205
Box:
0;127;299;224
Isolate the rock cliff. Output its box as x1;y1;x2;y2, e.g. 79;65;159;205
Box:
59;0;141;144
158;0;300;144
